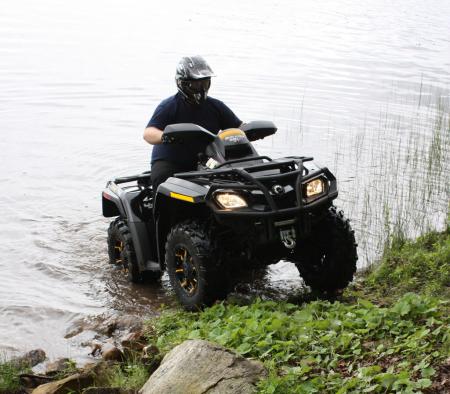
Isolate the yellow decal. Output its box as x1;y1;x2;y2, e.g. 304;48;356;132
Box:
219;128;245;140
170;192;194;203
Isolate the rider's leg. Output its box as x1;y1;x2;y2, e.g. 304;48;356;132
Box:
151;160;186;191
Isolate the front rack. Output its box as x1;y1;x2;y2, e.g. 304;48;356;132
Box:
174;156;335;216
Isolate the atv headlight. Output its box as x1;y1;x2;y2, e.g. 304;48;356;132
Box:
305;178;324;197
214;191;248;209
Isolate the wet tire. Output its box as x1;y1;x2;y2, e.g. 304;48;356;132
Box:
107;218;143;283
165;220;224;311
292;206;358;293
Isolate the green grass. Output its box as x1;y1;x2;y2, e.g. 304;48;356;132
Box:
146;294;449;393
0;359;30;393
104;359;150;390
358;227;450;303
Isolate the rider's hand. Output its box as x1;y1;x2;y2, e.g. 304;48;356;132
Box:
161;134;176;144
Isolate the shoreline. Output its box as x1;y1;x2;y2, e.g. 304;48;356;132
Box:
2;226;449;393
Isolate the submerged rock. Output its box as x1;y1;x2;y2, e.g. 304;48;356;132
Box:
121;331;146;351
98;315;143;337
139;339;266;394
11;349;46;368
65;313;144;341
44;358;72;375
101;344;124;362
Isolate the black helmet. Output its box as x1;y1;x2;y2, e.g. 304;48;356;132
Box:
175;56;215;105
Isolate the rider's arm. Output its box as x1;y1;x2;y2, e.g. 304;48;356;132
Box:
143;126;163;145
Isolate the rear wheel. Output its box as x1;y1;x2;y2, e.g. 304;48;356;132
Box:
292;206;357;293
107;218;143;283
165;220;225;310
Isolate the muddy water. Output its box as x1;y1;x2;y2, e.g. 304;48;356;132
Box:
1;0;449;360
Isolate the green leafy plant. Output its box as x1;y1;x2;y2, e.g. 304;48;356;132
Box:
146;292;449;393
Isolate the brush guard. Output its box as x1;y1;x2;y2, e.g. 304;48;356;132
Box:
174;155;337;247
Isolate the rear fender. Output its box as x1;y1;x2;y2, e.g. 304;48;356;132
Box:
103;184;159;273
102;188;125;217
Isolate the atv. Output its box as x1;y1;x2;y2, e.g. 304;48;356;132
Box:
102;121;357;310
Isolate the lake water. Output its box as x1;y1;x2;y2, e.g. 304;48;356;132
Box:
0;0;449;360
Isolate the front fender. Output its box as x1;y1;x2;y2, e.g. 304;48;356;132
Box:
153;177;209;268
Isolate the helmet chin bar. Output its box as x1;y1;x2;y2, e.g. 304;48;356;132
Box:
177;80;210;105
179;90;208;105
176;76;211;105
192;91;208;105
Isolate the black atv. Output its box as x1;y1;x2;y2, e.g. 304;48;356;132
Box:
102;121;357;310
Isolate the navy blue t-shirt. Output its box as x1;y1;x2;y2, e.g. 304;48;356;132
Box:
147;93;241;167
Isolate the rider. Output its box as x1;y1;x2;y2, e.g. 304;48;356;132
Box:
143;56;242;190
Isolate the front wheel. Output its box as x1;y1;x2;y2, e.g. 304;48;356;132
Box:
292;206;357;293
165;220;225;310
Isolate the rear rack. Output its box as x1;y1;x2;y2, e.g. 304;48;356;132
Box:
114;171;151;185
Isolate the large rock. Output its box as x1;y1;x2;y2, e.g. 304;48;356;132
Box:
139;340;266;394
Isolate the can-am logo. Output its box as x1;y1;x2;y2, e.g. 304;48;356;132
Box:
225;135;245;143
272;185;284;195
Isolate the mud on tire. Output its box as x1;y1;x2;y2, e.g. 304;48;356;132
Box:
293;206;357;293
107;218;143;283
165;220;225;311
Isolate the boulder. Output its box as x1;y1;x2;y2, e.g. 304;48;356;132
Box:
139;340;266;394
